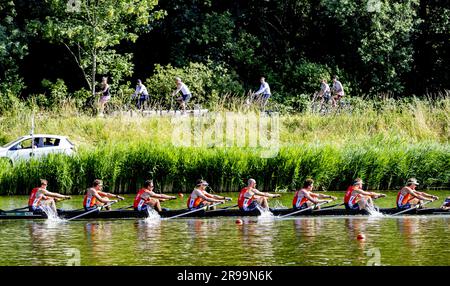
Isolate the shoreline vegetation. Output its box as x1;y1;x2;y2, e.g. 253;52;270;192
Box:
0;97;448;195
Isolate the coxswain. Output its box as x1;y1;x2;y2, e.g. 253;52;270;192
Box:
134;180;176;212
293;179;336;210
83;179;124;211
397;178;437;209
238;178;281;211
344;178;386;211
187;179;228;210
28;179;71;213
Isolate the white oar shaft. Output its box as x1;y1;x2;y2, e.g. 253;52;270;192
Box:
67;201;116;221
279;201;329;218
164;202;223;220
392;200;432;216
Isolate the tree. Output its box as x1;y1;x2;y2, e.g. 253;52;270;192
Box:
0;0;28;94
30;0;165;95
321;0;420;95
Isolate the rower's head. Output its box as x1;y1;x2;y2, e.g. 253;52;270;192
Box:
247;178;256;188
175;77;182;84
260;77;265;83
406;178;419;189
93;179;103;190
352;178;363;189
196;179;209;190
137;79;142;86
333;75;338;83
303;178;314;191
40;179;48;189
144;180;154;190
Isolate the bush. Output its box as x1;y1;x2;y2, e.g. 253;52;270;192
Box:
145;61;244;109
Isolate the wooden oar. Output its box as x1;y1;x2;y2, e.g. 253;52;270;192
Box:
392;200;433;216
278;201;330;218
66;200;118;221
164;201;224;220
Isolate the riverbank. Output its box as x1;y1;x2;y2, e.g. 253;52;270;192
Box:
0;98;448;195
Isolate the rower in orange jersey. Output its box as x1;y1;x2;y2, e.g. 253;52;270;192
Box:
397;178;437;210
238;178;281;211
83;179;124;211
187;179;229;210
28;179;71;213
292;179;336;210
344;178;386;211
134;180;176;212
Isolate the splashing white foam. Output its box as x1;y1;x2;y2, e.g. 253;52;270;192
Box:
256;205;274;219
40;205;64;222
365;204;384;217
144;207;161;221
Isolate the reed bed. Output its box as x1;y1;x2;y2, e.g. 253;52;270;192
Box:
0;140;448;195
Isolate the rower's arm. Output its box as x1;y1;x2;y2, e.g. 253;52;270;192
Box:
304;192;320;204
197;191;221;202
93;192;111;204
415;191;438;200
151;192;176;200
42;190;70;199
356;189;384;198
316;193;337;200
98;191;124;200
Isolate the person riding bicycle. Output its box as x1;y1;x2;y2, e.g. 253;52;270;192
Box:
331;76;345;108
132;79;149;110
318;79;331;107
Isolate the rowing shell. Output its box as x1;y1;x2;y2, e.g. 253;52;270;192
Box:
0;208;448;220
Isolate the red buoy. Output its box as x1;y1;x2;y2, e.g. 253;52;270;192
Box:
235;219;243;225
178;193;184;198
357;233;366;240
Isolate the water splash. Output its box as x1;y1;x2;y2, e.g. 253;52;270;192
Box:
40;205;64;222
365;204;384;217
256;205;274;219
144;207;161;222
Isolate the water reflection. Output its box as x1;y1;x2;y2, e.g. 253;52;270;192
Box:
293;218;324;242
397;217;421;248
133;219;162;264
28;221;67;265
237;217;276;263
84;221;114;259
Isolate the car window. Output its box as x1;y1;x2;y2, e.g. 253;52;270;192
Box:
14;139;33;150
54;139;60;146
44;138;55;147
2;137;25;148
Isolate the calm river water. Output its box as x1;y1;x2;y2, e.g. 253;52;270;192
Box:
0;193;449;266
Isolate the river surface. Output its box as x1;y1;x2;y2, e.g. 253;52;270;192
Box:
0;193;449;266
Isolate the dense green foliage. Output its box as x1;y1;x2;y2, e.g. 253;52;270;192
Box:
0;0;448;112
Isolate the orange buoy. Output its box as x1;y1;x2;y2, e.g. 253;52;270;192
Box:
235;219;243;225
178;193;184;198
357;233;366;240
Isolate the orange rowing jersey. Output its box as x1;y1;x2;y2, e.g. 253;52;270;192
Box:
397;190;413;208
292;189;309;208
187;189;206;209
28;187;42;208
134;188;150;209
344;186;353;204
83;189;98;208
238;187;254;209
